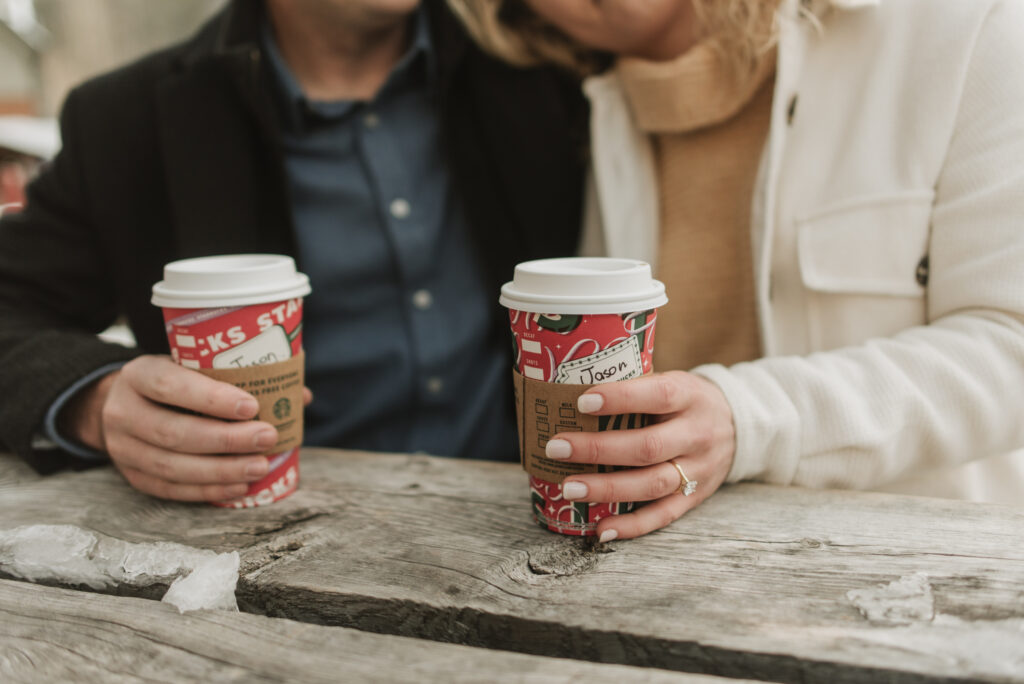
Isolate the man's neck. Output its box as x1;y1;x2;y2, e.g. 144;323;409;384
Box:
265;1;414;102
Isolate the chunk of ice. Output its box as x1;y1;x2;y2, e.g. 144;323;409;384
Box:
846;572;935;625
162;551;240;612
0;524;238;613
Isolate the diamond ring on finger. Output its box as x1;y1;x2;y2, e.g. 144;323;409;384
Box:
670;460;697;496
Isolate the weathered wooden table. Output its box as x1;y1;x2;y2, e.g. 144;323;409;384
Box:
1;448;1022;683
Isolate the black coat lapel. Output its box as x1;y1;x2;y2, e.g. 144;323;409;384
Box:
155;55;294;261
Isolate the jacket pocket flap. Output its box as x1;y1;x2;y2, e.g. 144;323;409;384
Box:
797;193;933;297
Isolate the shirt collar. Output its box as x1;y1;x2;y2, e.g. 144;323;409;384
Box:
261;5;435;132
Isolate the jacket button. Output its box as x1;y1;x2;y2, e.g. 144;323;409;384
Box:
915;255;929;286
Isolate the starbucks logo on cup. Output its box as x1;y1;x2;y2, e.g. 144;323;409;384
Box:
273;397;292;420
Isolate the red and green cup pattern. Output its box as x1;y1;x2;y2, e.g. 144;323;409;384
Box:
509;309;657;535
161;297;304;508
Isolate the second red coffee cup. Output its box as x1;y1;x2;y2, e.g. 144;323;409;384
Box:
500;257;667;536
151;254;311;508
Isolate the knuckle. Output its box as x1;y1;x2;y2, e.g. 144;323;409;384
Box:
217;428;241;453
692;421;715;451
153;419;185;449
120;357;144;382
647;471;676;500
149;455;177;480
148;372;178;404
601;479;620;503
656;374;684;408
638;432;665;465
613;382;637;407
579;437;603;465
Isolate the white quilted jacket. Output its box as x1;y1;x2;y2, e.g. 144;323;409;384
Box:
580;0;1024;505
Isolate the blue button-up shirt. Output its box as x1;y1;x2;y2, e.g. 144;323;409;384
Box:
262;9;513;460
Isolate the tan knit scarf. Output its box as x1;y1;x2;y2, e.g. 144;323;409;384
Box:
617;42;776;371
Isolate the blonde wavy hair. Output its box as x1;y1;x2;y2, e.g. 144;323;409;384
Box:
446;0;782;76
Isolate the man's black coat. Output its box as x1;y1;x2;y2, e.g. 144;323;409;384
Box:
0;0;587;472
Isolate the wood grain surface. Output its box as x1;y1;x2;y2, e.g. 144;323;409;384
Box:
1;449;1022;683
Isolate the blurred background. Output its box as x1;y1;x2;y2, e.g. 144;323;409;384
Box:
1;0;225;209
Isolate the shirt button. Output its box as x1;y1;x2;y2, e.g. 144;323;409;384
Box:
412;289;433;310
390;198;411;219
363;112;380;128
426;377;444;395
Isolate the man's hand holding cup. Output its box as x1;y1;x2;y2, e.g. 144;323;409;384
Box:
64;254;311;506
61;355;277;501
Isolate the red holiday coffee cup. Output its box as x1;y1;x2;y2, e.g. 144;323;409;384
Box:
500;258;667;536
151;255;311;508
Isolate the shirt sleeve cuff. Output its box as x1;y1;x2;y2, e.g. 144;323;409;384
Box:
41;362;126;461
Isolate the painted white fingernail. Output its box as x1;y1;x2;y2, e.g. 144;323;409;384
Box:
578;393;604;414
545;439;572;460
599;529;618;543
562;482;588;499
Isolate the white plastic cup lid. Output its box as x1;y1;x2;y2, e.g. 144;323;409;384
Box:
499;257;667;314
151;254;311;308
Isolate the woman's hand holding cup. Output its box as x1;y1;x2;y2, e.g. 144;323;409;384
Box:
545;370;736;541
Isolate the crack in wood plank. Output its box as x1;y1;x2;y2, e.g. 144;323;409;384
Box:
234;510;331;541
237;584;988;684
2;579;734;683
392;557;539;601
